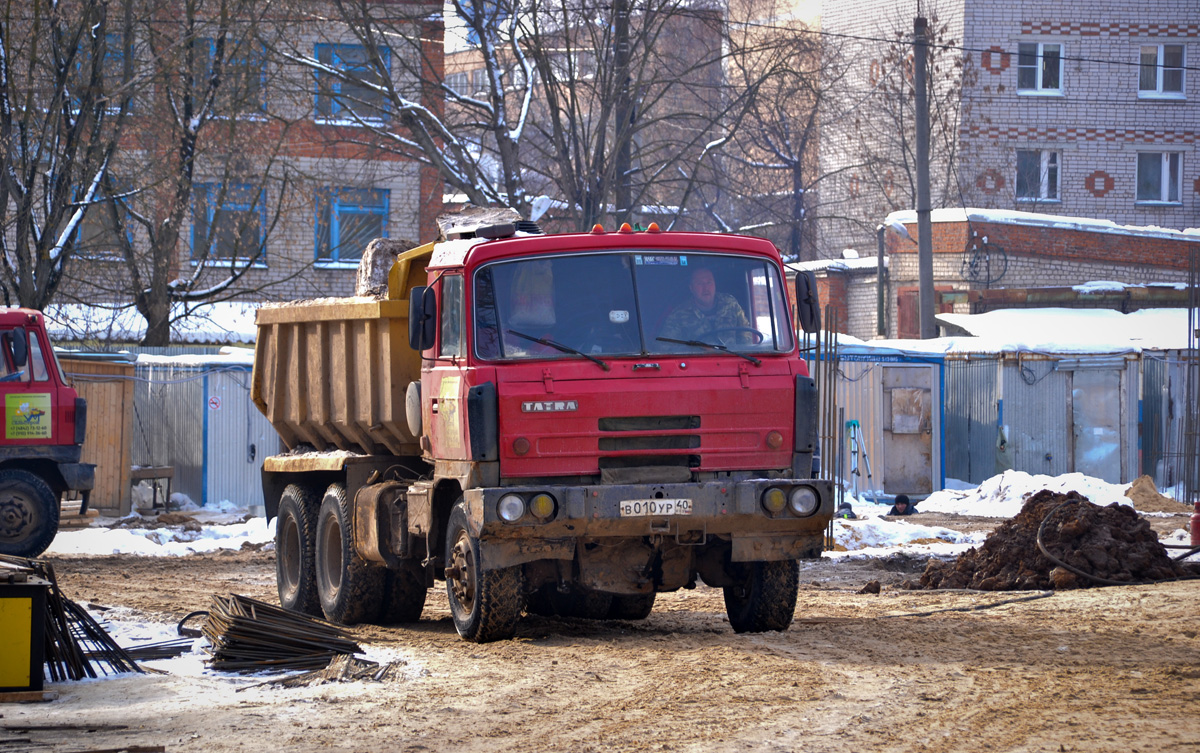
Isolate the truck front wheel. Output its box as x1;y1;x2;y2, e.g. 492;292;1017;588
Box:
723;560;799;633
275;484;321;616
0;469;59;558
314;483;385;625
445;502;523;642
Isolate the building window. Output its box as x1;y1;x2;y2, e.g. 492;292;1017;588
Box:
314;44;390;122
192;183;266;260
1139;44;1185;98
1136;152;1182;203
194;38;267;113
1015;150;1059;201
315;187;389;263
1017;42;1062;93
76;194;127;260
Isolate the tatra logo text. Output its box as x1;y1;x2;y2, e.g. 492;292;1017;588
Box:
522;400;578;412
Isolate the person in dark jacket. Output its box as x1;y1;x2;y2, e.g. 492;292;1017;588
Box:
888;494;916;516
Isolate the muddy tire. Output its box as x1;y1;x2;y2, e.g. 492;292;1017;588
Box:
445;502;523;642
379;559;427;624
0;469;59;558
608;592;656;620
723;559;799;633
315;483;385;625
275;484;321;616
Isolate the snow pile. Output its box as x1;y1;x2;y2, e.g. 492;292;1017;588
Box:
919;470;1136;518
46;516;272;557
828;515;987;559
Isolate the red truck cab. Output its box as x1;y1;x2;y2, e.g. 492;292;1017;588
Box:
0;308;93;557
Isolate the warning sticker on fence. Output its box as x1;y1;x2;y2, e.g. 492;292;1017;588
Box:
6;393;51;439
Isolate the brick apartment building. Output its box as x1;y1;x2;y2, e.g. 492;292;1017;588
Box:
61;5;444;309
818;0;1199;259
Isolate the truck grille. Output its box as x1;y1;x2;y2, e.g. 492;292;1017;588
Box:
598;415;701;432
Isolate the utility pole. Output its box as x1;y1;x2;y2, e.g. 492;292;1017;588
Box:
613;0;633;224
913;15;936;339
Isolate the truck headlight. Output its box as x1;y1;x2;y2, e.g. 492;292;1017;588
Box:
789;486;819;517
761;487;787;513
529;493;556;520
498;494;526;522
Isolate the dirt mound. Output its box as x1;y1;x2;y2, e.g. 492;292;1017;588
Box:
915;490;1194;590
1124;475;1192;513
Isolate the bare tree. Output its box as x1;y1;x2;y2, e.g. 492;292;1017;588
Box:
0;0;135;309
854;12;971;217
697;15;862;262
279;0;781;231
64;0;298;345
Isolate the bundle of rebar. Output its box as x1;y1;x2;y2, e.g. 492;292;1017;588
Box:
236;654;396;691
0;554;143;681
203;594;362;672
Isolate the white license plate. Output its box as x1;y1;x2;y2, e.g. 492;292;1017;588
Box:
619;499;693;517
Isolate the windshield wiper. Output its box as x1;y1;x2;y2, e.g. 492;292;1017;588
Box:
507;329;610;371
656;336;761;366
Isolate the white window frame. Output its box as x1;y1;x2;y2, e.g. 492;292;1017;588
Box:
1017;42;1064;95
1138;43;1186;99
1015;149;1060;202
1135;152;1183;204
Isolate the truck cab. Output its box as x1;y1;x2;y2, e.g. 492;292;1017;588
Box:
0;308;93;557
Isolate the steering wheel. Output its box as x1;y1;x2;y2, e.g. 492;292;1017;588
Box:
702;327;765;346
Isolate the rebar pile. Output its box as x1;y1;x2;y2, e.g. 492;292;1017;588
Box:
0;554;142;681
203;594;362;672
237;654;396;691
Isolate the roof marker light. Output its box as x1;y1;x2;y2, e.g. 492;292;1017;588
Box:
646;222;661;233
591;224;606;234
618;222;633;233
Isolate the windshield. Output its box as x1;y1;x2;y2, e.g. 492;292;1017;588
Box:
473;251;794;361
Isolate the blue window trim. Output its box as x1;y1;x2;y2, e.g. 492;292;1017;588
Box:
313;43;391;121
314;187;390;263
190;182;268;261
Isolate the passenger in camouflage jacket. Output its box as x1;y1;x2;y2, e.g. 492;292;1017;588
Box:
659;268;754;344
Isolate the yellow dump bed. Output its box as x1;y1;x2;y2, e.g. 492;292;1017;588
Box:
250;243;432;457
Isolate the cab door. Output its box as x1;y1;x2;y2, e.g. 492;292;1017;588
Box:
422;274;471;460
0;323;58;448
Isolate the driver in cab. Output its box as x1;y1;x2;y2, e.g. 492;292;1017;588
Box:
659;267;753;344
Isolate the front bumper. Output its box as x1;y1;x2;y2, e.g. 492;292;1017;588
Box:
462;477;834;565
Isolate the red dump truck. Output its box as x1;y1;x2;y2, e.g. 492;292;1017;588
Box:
252;221;831;642
0;308;93;557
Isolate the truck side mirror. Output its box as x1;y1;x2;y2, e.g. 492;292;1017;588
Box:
795;270;821;334
3;328;28;368
408;286;437;351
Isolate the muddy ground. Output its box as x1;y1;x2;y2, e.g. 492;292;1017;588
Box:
4;511;1199;753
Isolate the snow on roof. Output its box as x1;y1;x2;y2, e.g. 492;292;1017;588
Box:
885;207;1200;243
932;307;1191;353
787;256;885;274
45;301;260;345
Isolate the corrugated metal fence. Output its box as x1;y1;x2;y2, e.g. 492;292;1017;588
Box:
130;358;279;513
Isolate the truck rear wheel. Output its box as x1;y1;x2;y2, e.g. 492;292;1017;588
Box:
445;502;523;642
315;483;385;625
723;560;799;633
608;592;656;620
0;469;59;558
275;484;321;616
379;560;427;624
